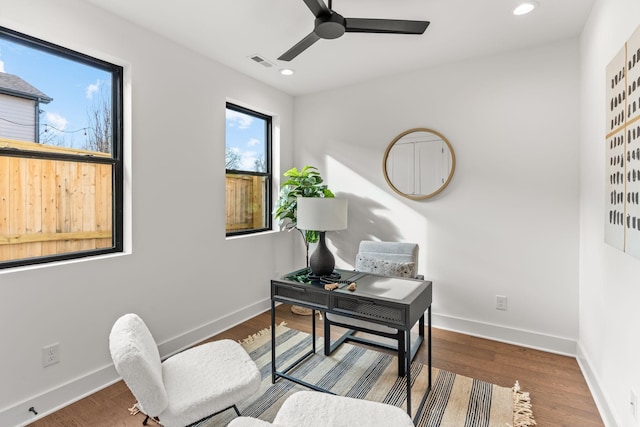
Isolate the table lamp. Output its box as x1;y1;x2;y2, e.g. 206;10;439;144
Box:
296;197;348;277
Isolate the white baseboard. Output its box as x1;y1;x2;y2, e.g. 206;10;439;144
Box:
576;342;619;427
432;313;577;356
0;365;121;427
0;298;271;427
156;299;271;359
433;314;617;425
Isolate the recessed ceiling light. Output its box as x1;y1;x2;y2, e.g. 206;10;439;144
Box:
513;2;537;15
280;68;295;76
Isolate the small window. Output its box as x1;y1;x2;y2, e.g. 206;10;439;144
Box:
225;103;272;236
0;26;123;268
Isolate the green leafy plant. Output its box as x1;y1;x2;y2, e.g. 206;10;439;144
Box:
274;165;334;266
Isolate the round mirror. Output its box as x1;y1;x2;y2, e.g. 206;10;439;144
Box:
383;128;456;200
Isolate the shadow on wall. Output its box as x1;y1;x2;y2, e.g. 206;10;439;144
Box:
330;191;403;267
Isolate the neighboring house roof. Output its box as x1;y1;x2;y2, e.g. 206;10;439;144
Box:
0;72;52;103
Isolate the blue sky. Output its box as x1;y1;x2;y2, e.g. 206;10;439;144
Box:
226;108;267;172
0;35;111;149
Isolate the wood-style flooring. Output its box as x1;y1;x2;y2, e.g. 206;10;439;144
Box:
27;305;603;427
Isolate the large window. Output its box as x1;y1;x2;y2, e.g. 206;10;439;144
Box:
225;103;272;236
0;26;123;268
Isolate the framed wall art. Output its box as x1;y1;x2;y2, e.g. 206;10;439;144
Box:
606;24;640;258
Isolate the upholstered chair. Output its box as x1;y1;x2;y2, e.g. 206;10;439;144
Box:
352;240;421;279
109;313;261;427
227;391;414;427
324;240;423;376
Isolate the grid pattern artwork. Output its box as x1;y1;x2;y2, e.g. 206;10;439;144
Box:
606;24;640;258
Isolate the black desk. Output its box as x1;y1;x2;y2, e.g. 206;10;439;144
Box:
270;268;432;422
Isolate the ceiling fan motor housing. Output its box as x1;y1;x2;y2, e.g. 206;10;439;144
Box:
315;13;346;39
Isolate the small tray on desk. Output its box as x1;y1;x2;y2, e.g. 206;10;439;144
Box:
282;268;365;288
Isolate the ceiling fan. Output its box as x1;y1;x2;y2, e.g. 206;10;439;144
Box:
278;0;430;61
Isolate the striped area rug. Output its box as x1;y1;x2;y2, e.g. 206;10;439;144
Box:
196;324;534;426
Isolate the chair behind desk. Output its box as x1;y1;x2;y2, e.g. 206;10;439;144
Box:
324;240;423;376
354;240;422;279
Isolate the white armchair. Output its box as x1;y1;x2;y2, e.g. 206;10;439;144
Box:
324;240;423;376
227;391;414;427
109;313;261;427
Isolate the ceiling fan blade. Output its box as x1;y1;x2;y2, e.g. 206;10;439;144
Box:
303;0;330;17
345;18;430;34
278;32;321;61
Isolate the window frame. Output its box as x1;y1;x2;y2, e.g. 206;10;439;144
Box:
225;102;272;237
0;25;124;269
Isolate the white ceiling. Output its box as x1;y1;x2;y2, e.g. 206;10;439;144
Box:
83;0;595;96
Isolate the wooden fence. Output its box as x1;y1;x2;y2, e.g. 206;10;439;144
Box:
0;138;112;263
1;138;266;263
226;174;266;232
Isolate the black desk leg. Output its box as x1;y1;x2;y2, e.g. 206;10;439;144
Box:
405;328;412;416
271;300;276;384
428;307;432;388
323;315;331;356
312;309;316;353
412;307;433;426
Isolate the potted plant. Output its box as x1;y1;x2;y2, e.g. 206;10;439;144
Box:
274;165;335;266
274;166;334;316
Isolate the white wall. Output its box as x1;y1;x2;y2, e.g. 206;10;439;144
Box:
580;1;640;426
294;39;581;354
0;1;296;426
5;1;632;426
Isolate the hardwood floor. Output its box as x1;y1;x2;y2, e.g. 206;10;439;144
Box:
28;305;603;427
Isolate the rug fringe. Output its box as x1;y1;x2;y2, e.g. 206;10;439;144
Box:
128;403;139;416
508;381;537;427
239;321;287;345
128;403;162;425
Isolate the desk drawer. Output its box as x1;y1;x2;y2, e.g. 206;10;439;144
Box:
332;295;404;326
273;283;329;309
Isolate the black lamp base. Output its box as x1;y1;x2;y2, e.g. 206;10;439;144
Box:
309;232;335;277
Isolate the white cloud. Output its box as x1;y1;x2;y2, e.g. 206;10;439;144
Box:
230;146;258;170
86;80;100;99
247;138;260;147
226;109;253;129
240;150;258;170
45;112;68;134
0;60;4;73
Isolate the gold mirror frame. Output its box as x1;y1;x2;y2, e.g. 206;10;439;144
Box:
383;128;456;200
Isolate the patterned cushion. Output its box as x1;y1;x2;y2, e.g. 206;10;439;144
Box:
355;255;415;278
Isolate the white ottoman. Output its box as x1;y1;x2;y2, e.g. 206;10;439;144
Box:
228;391;414;427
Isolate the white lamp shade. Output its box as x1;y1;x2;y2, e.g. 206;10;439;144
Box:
296;197;348;231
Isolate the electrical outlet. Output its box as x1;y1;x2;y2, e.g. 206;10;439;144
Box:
496;295;508;311
42;343;60;367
